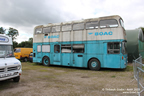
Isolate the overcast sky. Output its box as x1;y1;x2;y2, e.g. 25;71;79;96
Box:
0;0;144;43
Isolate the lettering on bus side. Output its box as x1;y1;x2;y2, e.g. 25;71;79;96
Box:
88;31;113;36
44;35;59;39
95;31;113;36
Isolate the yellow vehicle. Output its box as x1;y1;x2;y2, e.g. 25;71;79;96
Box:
14;48;33;62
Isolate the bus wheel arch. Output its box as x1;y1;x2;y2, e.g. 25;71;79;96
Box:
42;56;50;66
88;58;101;71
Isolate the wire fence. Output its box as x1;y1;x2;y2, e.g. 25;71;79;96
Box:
133;55;144;96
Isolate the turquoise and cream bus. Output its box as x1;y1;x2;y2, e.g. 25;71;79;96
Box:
33;15;127;70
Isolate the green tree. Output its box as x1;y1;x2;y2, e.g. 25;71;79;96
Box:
13;41;18;49
7;27;19;41
28;37;33;48
17;37;33;48
28;38;33;42
141;27;144;33
0;27;6;34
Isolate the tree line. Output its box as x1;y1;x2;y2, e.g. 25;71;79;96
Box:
0;27;33;49
141;27;144;32
13;38;33;49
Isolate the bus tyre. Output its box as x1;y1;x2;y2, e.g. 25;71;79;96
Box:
13;76;20;82
89;59;100;71
42;57;50;66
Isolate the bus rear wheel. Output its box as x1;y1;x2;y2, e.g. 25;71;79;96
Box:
42;57;50;66
89;59;100;71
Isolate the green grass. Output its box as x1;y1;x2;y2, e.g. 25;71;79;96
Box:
22;62;134;71
111;75;116;78
22;62;47;70
125;65;133;72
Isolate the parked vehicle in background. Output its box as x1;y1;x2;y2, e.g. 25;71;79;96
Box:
29;52;33;62
0;34;22;82
14;48;33;62
126;29;144;62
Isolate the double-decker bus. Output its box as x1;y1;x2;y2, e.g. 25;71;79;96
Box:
33;15;127;70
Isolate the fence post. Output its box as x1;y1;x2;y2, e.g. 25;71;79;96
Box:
137;68;140;96
133;55;144;96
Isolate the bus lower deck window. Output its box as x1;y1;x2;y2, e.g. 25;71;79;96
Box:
107;42;120;54
54;45;60;53
61;45;71;53
73;44;84;53
37;45;41;52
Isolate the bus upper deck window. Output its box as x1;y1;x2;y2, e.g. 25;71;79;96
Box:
100;19;118;28
43;27;51;33
86;21;98;29
119;19;125;28
35;28;42;34
62;24;72;31
52;26;60;32
73;23;84;31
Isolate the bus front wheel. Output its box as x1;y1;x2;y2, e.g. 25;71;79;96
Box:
42;57;50;66
89;59;100;71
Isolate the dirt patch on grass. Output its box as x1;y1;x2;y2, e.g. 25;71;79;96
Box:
0;62;138;96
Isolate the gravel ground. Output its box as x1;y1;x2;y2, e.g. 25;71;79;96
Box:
0;62;139;96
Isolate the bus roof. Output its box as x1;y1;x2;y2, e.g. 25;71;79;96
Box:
35;15;122;29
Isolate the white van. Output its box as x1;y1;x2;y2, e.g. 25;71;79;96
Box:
0;34;22;82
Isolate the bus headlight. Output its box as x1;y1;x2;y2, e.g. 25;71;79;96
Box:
17;65;21;70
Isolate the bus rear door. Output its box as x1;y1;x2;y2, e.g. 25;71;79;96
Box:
53;44;61;65
72;44;84;67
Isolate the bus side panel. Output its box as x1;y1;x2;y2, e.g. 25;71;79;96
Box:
105;54;121;68
61;53;71;66
50;53;53;64
86;43;104;67
33;43;42;63
50;44;54;65
41;43;51;64
103;42;121;68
